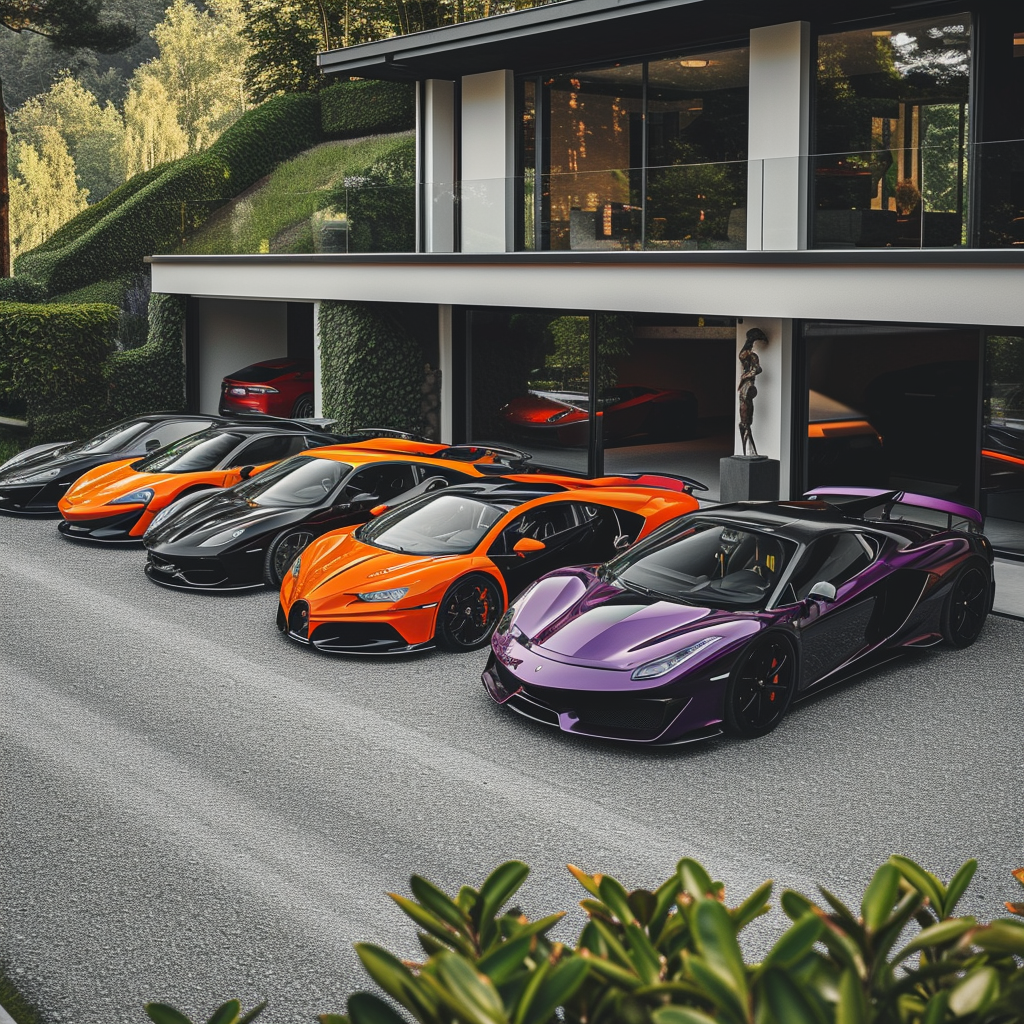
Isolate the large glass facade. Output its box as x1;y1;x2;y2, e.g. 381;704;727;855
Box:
983;332;1024;555
812;16;971;248
521;47;749;251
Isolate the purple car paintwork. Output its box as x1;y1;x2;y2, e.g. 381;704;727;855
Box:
483;490;994;745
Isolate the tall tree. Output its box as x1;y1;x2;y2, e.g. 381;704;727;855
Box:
0;1;135;275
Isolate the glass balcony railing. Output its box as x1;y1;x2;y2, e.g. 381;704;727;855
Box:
157;139;1024;256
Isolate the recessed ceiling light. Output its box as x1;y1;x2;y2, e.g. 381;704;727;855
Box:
679;59;713;68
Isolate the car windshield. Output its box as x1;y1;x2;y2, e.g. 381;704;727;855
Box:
600;520;797;609
137;430;244;474
69;420;149;455
356;493;509;555
232;455;351;508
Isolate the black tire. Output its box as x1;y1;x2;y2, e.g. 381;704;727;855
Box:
941;559;990;648
291;394;314;418
263;527;316;589
724;633;796;738
435;574;504;652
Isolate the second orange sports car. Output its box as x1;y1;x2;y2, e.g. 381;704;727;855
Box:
277;480;698;654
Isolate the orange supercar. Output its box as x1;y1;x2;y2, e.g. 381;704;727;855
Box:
58;422;340;543
277;480;699;655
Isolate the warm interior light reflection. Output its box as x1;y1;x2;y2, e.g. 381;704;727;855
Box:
679;59;714;68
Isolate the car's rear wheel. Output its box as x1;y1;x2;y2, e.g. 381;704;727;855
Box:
724;633;796;738
941;559;990;648
291;394;314;418
435;574;504;651
264;527;315;588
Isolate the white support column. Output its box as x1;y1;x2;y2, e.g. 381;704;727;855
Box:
734;318;795;494
461;69;514;253
313;300;323;417
438;304;453;443
747;22;811;251
423;80;456;253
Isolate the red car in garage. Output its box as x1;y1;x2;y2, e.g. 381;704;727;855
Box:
219;359;314;419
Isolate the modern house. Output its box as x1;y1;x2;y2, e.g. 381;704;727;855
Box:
148;0;1024;557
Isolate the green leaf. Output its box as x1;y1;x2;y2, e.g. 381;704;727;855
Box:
577;950;644;991
835;966;868;1024
888;856;944;911
921;990;950;1024
948;966;999;1017
762;967;825;1024
236;1004;266;1024
433;952;508;1024
780;890;817;922
319;1015;350;1024
478;862;530;922
354;943;418;1005
205;1001;242;1024
652;1007;720;1024
817;887;862;934
731;880;773;932
568;864;604;898
761;912;823;970
476;934;535;986
589;917;640;971
694;899;748;996
627;889;658;926
860;864;901;933
622;920;665;986
683;953;749;1024
390;893;475;956
345;993;409;1024
458;886;482;914
942;860;978;919
973;920;1024;955
517;957;589;1024
505;913;566;943
410;875;473;934
896;917;977;961
598;875;638;925
145;1005;195;1024
678;859;717;902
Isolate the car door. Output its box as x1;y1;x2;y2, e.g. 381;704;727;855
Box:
487;501;603;598
785;531;878;689
220;434;306;485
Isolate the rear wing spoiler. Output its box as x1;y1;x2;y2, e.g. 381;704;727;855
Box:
803;487;983;532
597;472;710;495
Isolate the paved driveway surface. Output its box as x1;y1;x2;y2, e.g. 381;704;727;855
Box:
1;514;1022;1024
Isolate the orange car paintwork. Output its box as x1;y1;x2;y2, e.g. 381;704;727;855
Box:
279;485;698;652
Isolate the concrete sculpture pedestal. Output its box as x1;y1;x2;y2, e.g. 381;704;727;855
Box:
719;455;780;502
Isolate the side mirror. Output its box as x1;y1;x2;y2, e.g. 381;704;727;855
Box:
807;581;837;602
613;534;631;551
513;536;546;556
145;438;161;452
350;491;376;502
370;503;389;516
238;465;255;480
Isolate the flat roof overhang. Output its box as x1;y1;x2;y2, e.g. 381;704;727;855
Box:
149;250;1024;329
316;0;970;80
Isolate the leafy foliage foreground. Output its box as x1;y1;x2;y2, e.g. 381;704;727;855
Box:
147;856;1024;1024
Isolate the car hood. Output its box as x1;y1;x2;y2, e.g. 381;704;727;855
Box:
0;442;107;480
293;532;446;601
508;569;759;671
148;490;302;547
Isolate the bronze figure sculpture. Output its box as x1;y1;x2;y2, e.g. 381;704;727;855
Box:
738;327;768;457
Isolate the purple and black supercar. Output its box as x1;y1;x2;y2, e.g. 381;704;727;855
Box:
483;488;994;745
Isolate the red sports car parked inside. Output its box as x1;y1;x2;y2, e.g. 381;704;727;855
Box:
219;359;314;419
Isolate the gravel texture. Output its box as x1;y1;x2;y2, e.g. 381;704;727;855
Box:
1;514;1023;1023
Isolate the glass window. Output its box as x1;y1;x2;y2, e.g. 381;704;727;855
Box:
983;332;1024;555
72;420;149;455
232;455;351;508
228;434;305;468
813;15;971;248
138;431;244;474
138;420;215;451
787;533;874;601
356;493;510;555
343;463;418;502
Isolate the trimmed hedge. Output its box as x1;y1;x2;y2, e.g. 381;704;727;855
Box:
320;301;428;435
321;79;415;139
0;302;118;441
16;92;326;295
104;293;186;420
342;138;416;253
0;278;47;304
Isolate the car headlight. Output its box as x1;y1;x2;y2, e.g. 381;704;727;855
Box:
357;587;409;603
630;636;723;681
110;487;155;506
1;466;62;485
290;555;302;578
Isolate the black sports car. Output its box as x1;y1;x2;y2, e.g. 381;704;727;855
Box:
0;413;224;515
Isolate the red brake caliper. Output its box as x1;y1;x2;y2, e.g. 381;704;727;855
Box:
770;657;778;701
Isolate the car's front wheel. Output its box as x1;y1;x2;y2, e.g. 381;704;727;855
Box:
435;574;504;652
291;394;314;419
940;558;990;648
263;527;315;588
724;633;796;738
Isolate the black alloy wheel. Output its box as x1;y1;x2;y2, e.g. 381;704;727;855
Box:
725;633;796;738
291;394;315;418
941;560;990;648
436;574;504;651
264;527;316;588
